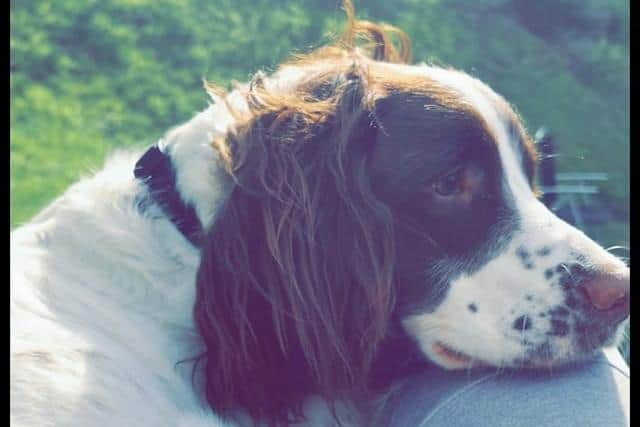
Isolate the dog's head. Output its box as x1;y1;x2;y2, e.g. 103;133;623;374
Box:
191;4;629;425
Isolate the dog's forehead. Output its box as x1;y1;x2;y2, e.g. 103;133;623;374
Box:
267;60;537;189
364;63;530;191
381;63;532;136
418;65;537;185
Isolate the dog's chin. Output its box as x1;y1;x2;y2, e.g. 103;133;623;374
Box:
425;327;627;371
427;342;489;370
426;341;567;371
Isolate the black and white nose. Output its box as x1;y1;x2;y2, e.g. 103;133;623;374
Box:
579;270;630;324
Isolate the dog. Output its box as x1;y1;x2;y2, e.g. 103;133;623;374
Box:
10;2;629;426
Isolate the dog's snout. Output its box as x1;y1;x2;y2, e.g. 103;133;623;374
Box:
579;270;630;323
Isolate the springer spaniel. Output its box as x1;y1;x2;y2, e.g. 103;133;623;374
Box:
11;3;629;427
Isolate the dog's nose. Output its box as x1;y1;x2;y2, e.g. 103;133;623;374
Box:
580;270;630;323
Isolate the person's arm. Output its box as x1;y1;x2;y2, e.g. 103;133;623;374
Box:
379;348;629;427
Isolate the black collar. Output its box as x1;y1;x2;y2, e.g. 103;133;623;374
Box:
134;144;202;246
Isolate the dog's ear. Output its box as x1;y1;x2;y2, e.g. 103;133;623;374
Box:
193;67;396;425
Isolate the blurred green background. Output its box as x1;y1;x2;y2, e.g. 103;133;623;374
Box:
10;0;628;359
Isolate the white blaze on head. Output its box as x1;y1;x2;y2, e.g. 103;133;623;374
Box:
402;65;627;369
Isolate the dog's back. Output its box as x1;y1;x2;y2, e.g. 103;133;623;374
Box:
9;119;230;426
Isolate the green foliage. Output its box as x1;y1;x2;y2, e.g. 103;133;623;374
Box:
11;0;628;236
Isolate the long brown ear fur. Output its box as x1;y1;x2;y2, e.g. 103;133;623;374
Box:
194;2;411;425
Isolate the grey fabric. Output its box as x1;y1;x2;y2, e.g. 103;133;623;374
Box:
380;348;629;427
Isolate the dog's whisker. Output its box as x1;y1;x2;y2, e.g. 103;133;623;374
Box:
605;245;629;253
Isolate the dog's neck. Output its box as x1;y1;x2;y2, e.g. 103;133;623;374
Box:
11;102;240;331
157;70;313;234
156;103;235;231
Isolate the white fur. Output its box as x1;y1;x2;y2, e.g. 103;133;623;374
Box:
9;87;243;426
403;67;629;368
10;81;359;425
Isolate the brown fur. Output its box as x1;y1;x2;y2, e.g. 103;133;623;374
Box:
192;1;533;426
195;4;404;424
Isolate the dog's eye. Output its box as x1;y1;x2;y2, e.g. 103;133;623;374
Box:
433;170;463;197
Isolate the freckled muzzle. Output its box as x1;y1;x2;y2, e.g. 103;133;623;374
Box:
568;267;630;351
545;261;629;322
518;257;629;357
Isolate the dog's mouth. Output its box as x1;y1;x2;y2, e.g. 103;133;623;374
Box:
431;341;560;370
432;331;615;370
432;342;484;369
